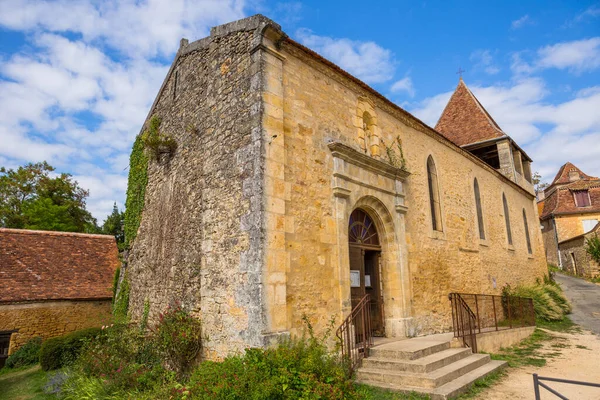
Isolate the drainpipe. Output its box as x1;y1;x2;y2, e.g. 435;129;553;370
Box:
552;217;562;269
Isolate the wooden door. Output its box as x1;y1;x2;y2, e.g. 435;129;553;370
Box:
349;246;364;310
365;251;384;335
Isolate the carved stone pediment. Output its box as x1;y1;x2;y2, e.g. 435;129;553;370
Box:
328;142;410;181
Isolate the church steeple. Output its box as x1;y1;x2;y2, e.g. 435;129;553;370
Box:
435;79;505;147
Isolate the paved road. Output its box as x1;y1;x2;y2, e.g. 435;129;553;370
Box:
554;273;600;335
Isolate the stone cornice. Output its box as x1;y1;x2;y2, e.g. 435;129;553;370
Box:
328;142;410;181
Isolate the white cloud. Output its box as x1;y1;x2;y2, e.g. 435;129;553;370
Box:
470;49;500;75
0;0;246;58
410;78;600;180
0;0;246;220
564;5;600;28
390;77;415;98
295;28;395;84
537;38;600;73
511;14;531;29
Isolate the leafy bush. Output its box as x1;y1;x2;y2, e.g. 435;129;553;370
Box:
156;304;202;377
506;281;571;322
187;316;355;400
40;328;101;371
5;337;42;369
585;236;600;264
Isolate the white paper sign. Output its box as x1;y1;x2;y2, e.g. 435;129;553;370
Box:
365;275;371;287
350;270;360;288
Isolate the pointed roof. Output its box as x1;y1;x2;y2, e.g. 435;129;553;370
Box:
435;79;506;146
549;162;598;187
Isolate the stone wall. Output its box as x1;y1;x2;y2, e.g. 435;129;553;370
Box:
126;16;280;359
559;234;600;277
268;35;547;337
0;301;112;354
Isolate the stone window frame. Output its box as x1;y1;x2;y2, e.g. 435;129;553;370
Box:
355;97;380;158
522;208;532;255
426;155;444;234
473;178;486;241
502;193;513;248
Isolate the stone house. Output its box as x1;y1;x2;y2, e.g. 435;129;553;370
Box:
540;162;600;270
125;15;547;359
558;222;600;277
0;228;119;365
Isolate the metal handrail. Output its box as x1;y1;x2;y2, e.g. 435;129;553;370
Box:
336;294;372;375
533;374;600;399
449;293;478;353
450;292;535;338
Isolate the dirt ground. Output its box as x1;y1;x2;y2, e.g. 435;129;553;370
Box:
475;329;600;400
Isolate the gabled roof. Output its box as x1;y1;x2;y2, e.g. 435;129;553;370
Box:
0;228;119;303
549;162;598;188
435;79;506;147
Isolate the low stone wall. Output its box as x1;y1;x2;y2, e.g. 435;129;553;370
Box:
0;300;113;354
475;326;535;353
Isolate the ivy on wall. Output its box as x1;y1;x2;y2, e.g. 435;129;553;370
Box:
113;272;130;321
142;115;177;161
124;130;149;247
382;136;408;171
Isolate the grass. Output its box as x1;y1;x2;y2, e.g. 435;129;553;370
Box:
537;316;581;333
0;366;54;400
354;384;431;399
575;344;590;350
455;370;506;399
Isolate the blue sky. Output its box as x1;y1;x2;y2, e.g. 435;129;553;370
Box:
0;0;599;221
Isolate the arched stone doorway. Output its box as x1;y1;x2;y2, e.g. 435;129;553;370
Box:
348;208;384;335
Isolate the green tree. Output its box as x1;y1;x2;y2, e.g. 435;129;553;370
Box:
586;235;600;264
101;202;125;248
532;171;549;195
0;162;97;232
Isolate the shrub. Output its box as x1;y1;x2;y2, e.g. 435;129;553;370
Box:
187;315;355;400
585;236;600;264
506;282;571;322
156;304;202;377
5;337;42;369
40;328;102;371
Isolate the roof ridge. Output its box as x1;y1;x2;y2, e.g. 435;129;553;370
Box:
0;228;116;240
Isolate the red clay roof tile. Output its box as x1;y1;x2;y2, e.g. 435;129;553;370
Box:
435;79;506;146
0;228;119;303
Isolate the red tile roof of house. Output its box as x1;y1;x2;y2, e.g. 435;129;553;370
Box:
540;182;600;220
0;228;119;303
435;79;507;147
548;162;598;188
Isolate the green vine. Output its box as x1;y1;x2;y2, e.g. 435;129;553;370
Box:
382;136;408;171
141;115;177;161
113;272;130;322
124;130;149;247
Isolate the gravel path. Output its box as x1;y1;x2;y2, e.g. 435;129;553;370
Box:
475;329;600;399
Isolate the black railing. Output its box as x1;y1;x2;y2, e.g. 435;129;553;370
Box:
336;294;373;375
449;293;478;352
533;373;600;399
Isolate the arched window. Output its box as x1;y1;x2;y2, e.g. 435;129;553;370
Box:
502;194;512;245
427;156;443;232
348;209;379;247
523;209;532;254
474;178;485;240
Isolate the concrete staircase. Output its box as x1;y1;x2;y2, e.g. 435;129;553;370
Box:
356;333;507;400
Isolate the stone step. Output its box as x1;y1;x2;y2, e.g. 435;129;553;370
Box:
357;360;507;400
369;338;451;361
356;353;491;389
362;347;472;374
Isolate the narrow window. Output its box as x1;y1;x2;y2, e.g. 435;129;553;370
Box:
523;209;532;254
503;194;512;245
573;190;591;207
474;178;485;240
427;156;442;231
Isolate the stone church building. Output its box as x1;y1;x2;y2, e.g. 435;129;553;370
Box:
126;15;547;358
